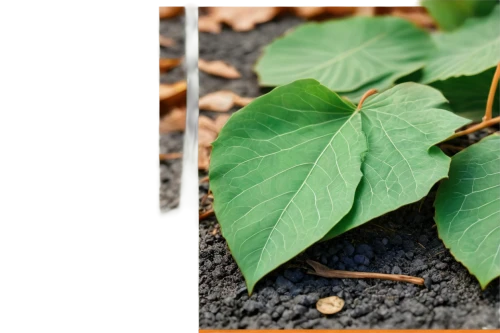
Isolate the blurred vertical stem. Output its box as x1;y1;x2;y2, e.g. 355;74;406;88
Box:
181;1;198;222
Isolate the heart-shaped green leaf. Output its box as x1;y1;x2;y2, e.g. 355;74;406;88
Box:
421;5;500;84
323;83;470;240
434;134;500;288
210;80;367;294
254;17;434;101
210;80;469;292
429;67;500;121
422;0;497;31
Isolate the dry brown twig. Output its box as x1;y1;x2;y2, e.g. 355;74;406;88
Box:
199;209;215;221
306;260;425;286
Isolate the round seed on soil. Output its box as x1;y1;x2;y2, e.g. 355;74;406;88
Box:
316;296;345;315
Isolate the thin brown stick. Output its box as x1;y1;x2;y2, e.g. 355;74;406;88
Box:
447;116;500;140
159;152;182;160
306;260;424;286
357;89;378;110
199;175;209;183
199;209;214;221
484;62;500;121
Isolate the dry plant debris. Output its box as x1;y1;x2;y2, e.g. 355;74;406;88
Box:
159;35;175;47
199;7;281;32
159;152;182;161
197;7;388;33
159;58;182;73
159;7;183;19
198;115;230;170
198;7;436;33
199;91;254;112
198;15;222;34
306;260;425;286
198;59;241;79
159;107;186;134
153;106;230;171
159;81;187;117
292;7;357;18
316;296;345;315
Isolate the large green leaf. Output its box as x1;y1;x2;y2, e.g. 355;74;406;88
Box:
421;5;500;84
422;0;497;31
210;80;469;292
434;134;500;288
430;67;500;121
323;83;470;240
210;80;367;294
254;17;434;101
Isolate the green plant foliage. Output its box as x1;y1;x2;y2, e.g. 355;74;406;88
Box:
254;17;434;102
209;80;366;294
422;0;497;31
429;68;500;121
210;80;469;292
323;83;470;240
434;134;500;288
421;5;500;84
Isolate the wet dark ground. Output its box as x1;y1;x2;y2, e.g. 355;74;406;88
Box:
198;13;500;329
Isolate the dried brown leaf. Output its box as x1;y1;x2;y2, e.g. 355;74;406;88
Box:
316;296;344;315
159;107;186;133
233;95;254;107
291;7;326;19
199;15;222;33
199;91;254;112
199;59;241;79
160;81;187;117
160;58;182;73
355;7;376;16
199;115;219;136
207;7;281;32
198;114;231;170
199;91;235;112
214;114;231;133
324;7;357;16
391;8;436;29
159;35;175;47
159;7;183;19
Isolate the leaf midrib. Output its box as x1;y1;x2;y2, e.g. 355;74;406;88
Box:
254;109;360;277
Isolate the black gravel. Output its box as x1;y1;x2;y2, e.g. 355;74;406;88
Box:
198;12;500;329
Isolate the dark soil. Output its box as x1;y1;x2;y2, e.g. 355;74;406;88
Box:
160;15;185;211
198;13;500;329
